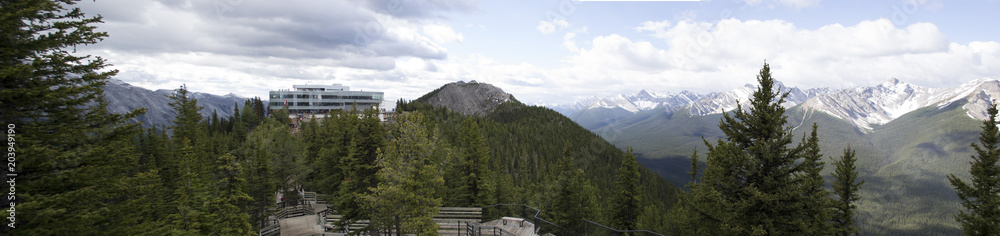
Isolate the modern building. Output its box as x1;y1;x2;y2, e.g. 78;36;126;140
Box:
268;84;384;115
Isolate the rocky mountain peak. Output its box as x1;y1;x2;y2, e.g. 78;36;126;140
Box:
419;80;515;117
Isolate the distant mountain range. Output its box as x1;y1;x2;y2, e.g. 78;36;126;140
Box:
103;79;249;128
556;78;997;132
547;77;1000;235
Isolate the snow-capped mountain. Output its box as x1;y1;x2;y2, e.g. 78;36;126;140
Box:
547;97;597;116
801;78;1000;131
688;82;833;116
580;89;706;114
559;81;830;118
555;78;1000;132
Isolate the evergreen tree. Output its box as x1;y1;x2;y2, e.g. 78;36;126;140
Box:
948;102;1000;236
831;146;863;236
336;106;386;231
365;112;443;236
242;121;279;228
457;118;496;206
164;85;210;190
611;146;642;231
2;0;160;234
800;123;834;235
689;148;699;183
668;148;725;235
694;62;809;235
206;153;254;236
550;169;600;234
167;139;211;235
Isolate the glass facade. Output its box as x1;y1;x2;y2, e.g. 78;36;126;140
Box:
268;84;384;114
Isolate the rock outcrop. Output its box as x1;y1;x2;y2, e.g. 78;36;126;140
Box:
418;80;515;117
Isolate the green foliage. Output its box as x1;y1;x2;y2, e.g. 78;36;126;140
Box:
167;139;207;235
1;0;164;234
399;97;679;231
550;169;600;234
948;102;1000;236
801;123;835;235
206;153;254;236
458;118;496;206
240;119;282;228
685;63;833;235
832;146;864;236
336;106;386;229
611;147;642;231
365;112;444;236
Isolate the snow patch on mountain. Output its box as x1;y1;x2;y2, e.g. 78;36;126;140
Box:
801;78;1000;131
573;89;708;114
687;82;832;116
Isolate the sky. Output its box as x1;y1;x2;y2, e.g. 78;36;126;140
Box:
75;0;1000;106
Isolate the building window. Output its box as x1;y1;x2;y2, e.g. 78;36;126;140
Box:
322;95;340;99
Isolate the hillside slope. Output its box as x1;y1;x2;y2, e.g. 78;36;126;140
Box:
596;100;978;235
103;79;247;128
404;81;680;229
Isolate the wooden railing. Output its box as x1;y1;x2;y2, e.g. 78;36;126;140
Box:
258;223;280;236
318;207;487;235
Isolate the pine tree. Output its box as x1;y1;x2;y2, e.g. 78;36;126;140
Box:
550;169;599;234
948;102;1000;236
167;139;206;235
669;148;725;235
336;105;386;231
695;62;809;235
611;146;642;231
800;123;834;235
457;118;496;206
831;146;863;236
314;108;355;198
365;112;443;236
206;153;254;236
2;0;159;234
242;121;279;228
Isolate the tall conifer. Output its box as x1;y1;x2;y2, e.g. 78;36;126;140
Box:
832;146;863;236
611;146;642;231
948;102;1000;236
2;0;154;234
694;62;810;235
801;123;834;235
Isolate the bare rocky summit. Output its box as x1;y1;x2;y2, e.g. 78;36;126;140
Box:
418;80;516;117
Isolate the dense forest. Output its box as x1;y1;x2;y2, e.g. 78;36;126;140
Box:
5;1;1000;235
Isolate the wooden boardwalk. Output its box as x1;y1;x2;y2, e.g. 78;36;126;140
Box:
270;190;531;236
279;215;325;236
481;219;538;236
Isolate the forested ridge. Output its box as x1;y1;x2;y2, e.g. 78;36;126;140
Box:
6;1;1000;235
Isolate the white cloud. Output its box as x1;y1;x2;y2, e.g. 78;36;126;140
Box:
566;34;671;72
68;0;1000;108
537;19;570;34
743;0;821;9
635;20;672;34
500;18;999;105
423;24;464;44
563;27;588;52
